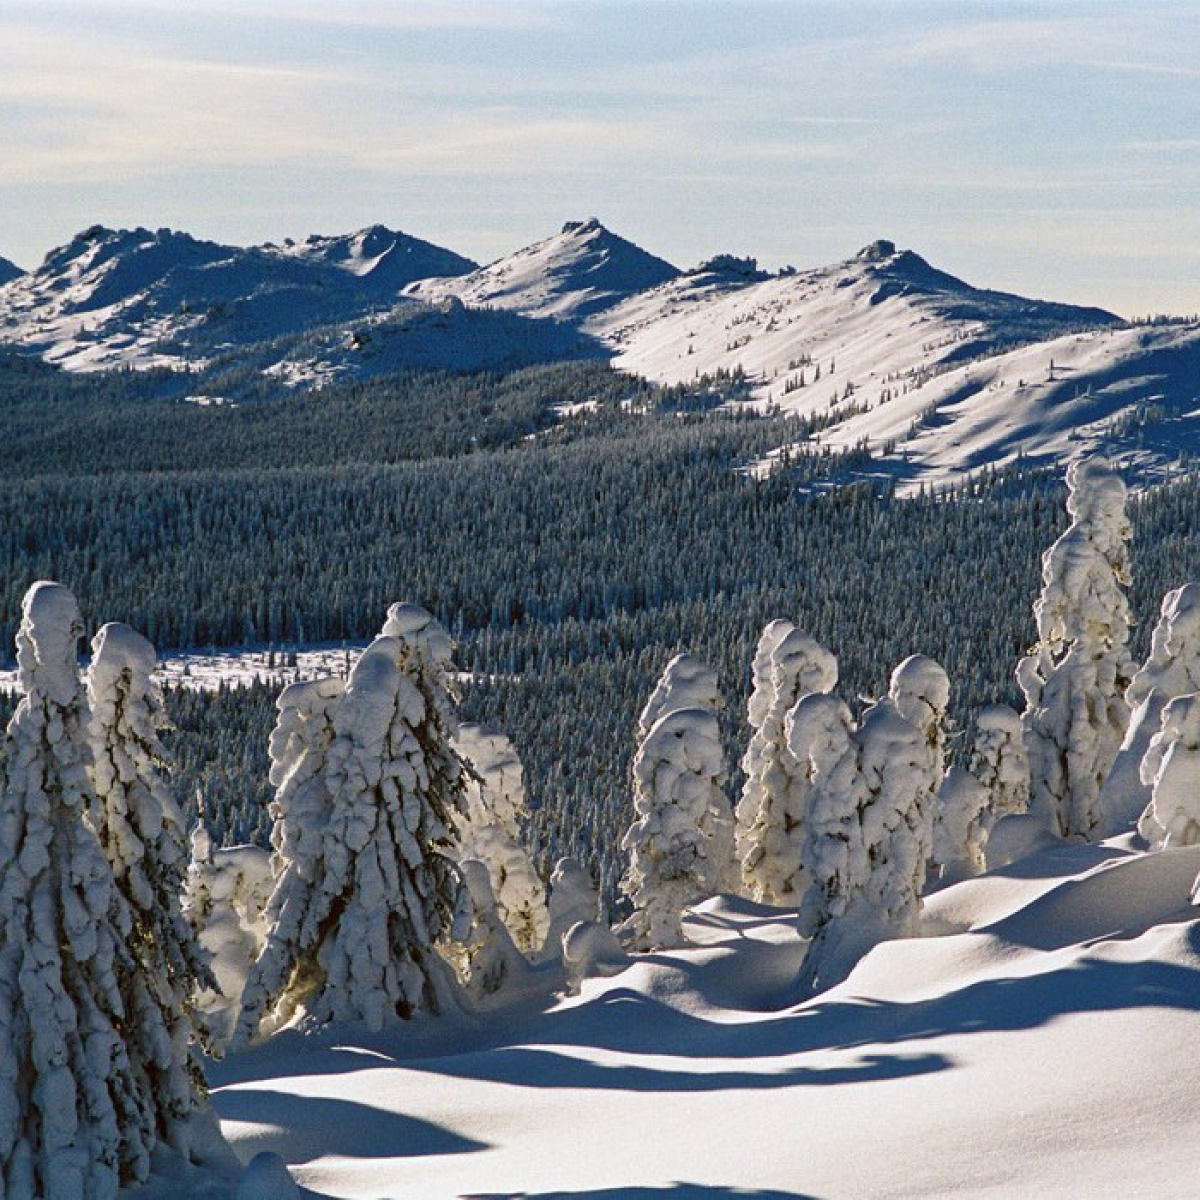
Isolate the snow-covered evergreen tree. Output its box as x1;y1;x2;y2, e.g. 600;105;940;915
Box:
637;653;735;891
620;706;726;950
930;766;989;882
736;625;838;905
1104;584;1200;831
797;693;934;994
86;621;225;1158
855;698;935;934
1018;457;1134;840
450;859;536;1000
539;858;601;965
888;655;950;794
1138;694;1200;848
184;829;272;1051
969;704;1030;819
452;722;548;954
791;694;865;942
237;619;465;1040
0;584;161;1196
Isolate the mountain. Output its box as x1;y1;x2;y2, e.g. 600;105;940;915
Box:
0;223;477;372
0;255;24;287
587;238;1123;409
266;223;476;288
405;217;680;321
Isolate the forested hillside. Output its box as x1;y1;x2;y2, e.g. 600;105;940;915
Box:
6;355;1200;905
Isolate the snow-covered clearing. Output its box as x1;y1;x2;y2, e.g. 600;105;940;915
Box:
0;643;365;695
198;838;1200;1199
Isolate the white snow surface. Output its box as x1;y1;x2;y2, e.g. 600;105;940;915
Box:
174;835;1200;1199
406;218;679;322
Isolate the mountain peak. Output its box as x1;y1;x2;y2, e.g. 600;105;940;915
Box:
0;255;24;287
561;218;605;237
857;238;898;262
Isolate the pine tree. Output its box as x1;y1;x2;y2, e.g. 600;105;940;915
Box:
452;723;548;954
1018;458;1134;839
86;621;227;1163
0;585;155;1195
237;609;465;1039
737;626;838;904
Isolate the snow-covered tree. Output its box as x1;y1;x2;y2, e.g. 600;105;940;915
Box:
452;722;548;954
888;655;950;794
264;676;345;881
539;858;601;965
183;829;272;1051
0;584;176;1196
854;698;935;934
1018;457;1134;840
1137;694;1200;848
450;859;536;1001
637;653;735;892
968;704;1030;820
1104;584;1200;831
736;625;838;905
237;620;465;1041
621;706;726;950
930;766;989;882
86;621;224;1155
791;694;865;942
638;652;722;737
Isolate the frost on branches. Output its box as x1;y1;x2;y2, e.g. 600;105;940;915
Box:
452;723;548;955
736;624;838;905
1104;584;1200;832
621;705;726;950
1018;457;1134;840
86;622;228;1164
0;585;159;1197
1138;694;1200;848
237;613;466;1040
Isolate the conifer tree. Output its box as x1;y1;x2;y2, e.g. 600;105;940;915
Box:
1018;458;1134;839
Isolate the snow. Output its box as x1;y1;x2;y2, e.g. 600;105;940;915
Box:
406;218;679;322
191;834;1200;1200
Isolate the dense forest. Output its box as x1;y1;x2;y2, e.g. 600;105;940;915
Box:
5;354;1200;905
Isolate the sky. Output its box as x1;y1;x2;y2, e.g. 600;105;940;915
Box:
2;0;1199;318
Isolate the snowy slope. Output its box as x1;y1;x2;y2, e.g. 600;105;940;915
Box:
809;322;1200;493
588;239;1120;411
0;224;477;372
406;218;680;322
199;838;1200;1199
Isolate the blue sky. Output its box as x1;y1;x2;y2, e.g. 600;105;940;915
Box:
2;0;1198;316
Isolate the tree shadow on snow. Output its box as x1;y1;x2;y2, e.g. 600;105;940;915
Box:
462;1186;820;1199
394;925;1200;1095
213;1088;487;1163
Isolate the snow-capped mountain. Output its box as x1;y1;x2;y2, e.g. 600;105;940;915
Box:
405;217;680;321
588;238;1122;409
5;218;1200;490
0;223;477;372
